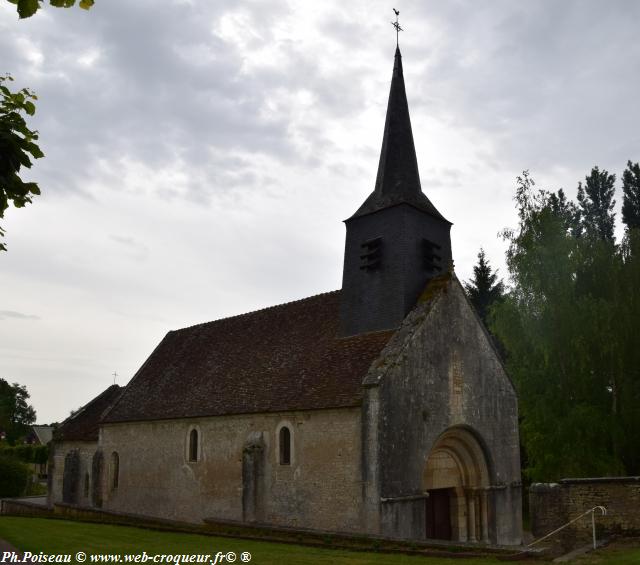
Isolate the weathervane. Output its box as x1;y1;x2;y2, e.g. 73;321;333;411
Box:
391;8;403;48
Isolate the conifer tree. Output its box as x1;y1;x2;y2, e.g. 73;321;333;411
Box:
577;166;616;243
464;249;504;326
622;160;640;231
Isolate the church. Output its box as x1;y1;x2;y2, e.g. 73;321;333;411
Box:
49;46;523;546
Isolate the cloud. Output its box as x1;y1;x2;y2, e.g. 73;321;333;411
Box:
0;311;40;321
1;0;639;426
414;0;640;174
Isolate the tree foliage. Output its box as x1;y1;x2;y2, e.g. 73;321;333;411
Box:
0;74;43;251
5;0;94;19
464;248;504;326
577;166;616;243
622;160;640;231
3;0;96;248
0;444;48;464
0;378;37;445
492;168;640;481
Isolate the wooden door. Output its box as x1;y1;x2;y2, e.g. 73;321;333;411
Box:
425;488;452;540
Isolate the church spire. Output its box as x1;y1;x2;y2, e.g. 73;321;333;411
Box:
351;47;446;221
374;47;421;199
339;47;453;337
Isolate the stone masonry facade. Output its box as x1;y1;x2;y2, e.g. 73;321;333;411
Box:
48;440;97;507
98;407;363;531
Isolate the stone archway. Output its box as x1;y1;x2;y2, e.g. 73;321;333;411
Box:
422;427;491;542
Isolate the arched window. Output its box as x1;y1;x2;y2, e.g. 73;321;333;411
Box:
188;429;199;462
83;472;90;497
279;426;291;465
111;452;119;490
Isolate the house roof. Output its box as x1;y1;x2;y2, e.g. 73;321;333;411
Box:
55;384;122;442
103;291;394;424
30;425;53;445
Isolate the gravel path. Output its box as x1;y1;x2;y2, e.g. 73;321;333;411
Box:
0;538;22;556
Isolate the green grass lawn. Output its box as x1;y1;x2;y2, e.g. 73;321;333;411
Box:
0;516;638;565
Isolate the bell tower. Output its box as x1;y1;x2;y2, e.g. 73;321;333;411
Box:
339;47;452;337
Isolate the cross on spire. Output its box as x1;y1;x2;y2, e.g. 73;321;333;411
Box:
112;371;118;384
391;8;403;48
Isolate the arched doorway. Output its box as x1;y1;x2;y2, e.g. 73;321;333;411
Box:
422;427;491;542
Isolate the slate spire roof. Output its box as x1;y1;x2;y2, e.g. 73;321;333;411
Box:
352;47;448;222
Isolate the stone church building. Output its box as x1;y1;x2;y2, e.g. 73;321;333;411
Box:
50;47;523;546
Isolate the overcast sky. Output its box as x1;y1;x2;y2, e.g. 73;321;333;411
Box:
1;0;639;424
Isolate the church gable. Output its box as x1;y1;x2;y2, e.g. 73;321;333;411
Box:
376;275;518;458
365;273;515;401
362;273;521;544
103;291;393;424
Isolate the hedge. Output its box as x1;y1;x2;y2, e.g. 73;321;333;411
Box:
0;455;30;497
0;444;48;465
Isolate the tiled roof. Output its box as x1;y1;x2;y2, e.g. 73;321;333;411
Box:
103;291;394;423
56;385;122;442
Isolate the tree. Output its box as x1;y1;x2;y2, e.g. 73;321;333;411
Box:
622;160;640;231
464;248;504;326
0;378;37;445
5;0;94;19
491;169;640;481
548;188;581;238
577;166;616;243
0;74;43;251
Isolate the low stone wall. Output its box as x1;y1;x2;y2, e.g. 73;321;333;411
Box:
52;502;206;533
0;498;53;518
530;477;640;549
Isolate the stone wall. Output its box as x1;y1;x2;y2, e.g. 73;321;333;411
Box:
49;440;98;507
530;477;640;548
99;407;363;531
0;498;53;517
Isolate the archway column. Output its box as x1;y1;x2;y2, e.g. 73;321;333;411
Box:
480;489;490;543
465;486;490;543
466;491;477;542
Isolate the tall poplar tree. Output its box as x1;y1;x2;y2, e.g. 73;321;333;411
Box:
491;170;637;481
577;166;616;243
622;160;640;231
